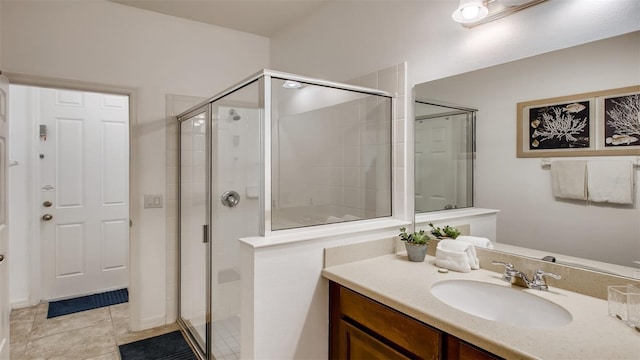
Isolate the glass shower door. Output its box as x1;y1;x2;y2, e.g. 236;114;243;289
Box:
179;106;210;359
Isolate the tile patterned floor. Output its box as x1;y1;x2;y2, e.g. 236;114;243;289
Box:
212;317;240;360
10;302;179;360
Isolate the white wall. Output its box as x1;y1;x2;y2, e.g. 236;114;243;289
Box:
1;0;269;329
270;0;639;87
7;85;35;307
241;226;404;359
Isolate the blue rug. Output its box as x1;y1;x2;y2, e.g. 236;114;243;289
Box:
119;331;197;360
47;288;128;318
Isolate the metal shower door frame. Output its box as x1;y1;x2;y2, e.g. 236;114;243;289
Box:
177;103;212;360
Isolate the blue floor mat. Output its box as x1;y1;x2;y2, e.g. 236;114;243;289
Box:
119;331;197;360
47;288;128;318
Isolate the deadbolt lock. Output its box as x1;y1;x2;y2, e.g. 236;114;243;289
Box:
43;201;52;207
42;214;53;221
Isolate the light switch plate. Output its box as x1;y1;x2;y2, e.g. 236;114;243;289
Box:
144;194;163;209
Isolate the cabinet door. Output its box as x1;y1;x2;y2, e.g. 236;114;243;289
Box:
333;283;442;359
446;336;502;360
339;320;412;360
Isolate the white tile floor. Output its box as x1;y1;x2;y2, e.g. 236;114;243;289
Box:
212;316;240;360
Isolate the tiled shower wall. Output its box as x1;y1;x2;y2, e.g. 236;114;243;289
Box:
347;63;409;222
272;96;392;228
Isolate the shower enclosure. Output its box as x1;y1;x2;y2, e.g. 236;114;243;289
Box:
414;99;476;213
177;70;393;359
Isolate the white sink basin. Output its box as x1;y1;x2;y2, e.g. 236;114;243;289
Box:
430;280;572;329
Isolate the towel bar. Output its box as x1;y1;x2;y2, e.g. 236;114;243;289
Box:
540;157;640;169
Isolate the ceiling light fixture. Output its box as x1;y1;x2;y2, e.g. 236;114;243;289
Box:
452;0;489;24
282;80;302;89
453;0;549;28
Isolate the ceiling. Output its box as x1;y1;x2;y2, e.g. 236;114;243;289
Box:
110;0;329;37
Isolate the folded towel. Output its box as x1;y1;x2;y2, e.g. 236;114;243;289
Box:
550;161;587;200
457;235;494;249
435;240;480;273
587;161;634;204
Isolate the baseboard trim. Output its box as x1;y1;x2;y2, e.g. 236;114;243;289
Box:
137;314;167;331
10;298;31;309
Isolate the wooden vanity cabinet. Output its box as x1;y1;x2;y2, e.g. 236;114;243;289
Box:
329;281;502;360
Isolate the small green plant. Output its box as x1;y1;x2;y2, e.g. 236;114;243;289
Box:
428;223;461;239
399;227;430;245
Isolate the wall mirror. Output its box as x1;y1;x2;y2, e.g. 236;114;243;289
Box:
414;31;640;279
414;100;475;213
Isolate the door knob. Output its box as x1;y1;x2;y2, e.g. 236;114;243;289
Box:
42;214;53;221
0;254;4;262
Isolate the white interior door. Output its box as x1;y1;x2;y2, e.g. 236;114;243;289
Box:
0;75;11;359
40;88;129;300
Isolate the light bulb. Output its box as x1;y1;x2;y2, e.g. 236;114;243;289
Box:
461;6;480;19
452;0;489;24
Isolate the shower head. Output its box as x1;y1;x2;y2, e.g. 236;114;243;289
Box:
229;109;241;121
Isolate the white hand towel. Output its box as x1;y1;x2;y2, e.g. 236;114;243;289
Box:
465;245;480;270
587;161;634;205
435;247;471;273
456;235;494;249
435;240;480;273
550;161;587;200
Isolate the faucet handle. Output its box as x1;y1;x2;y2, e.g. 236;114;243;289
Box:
534;269;561;280
492;260;514;270
532;269;561;291
492;261;515;283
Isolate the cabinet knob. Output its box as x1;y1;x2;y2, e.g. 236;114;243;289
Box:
42;214;53;221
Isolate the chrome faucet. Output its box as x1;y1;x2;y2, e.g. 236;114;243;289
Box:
492;261;561;291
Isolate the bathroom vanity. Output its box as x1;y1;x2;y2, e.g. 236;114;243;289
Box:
330;281;500;359
322;251;640;360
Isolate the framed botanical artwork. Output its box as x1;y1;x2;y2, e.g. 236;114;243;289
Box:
600;90;640;150
517;85;640;157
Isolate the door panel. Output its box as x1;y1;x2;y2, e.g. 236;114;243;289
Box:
100;220;128;271
41;88;129;300
101;122;127;205
56;118;85;207
55;223;85;277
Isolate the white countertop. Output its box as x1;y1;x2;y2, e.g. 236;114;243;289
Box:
322;254;640;360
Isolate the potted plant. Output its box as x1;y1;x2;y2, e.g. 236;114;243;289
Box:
428;223;461;239
399;227;430;262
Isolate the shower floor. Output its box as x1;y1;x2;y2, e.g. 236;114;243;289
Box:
212;316;240;360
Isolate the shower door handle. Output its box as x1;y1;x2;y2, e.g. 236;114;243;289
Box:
221;190;240;208
203;225;209;244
